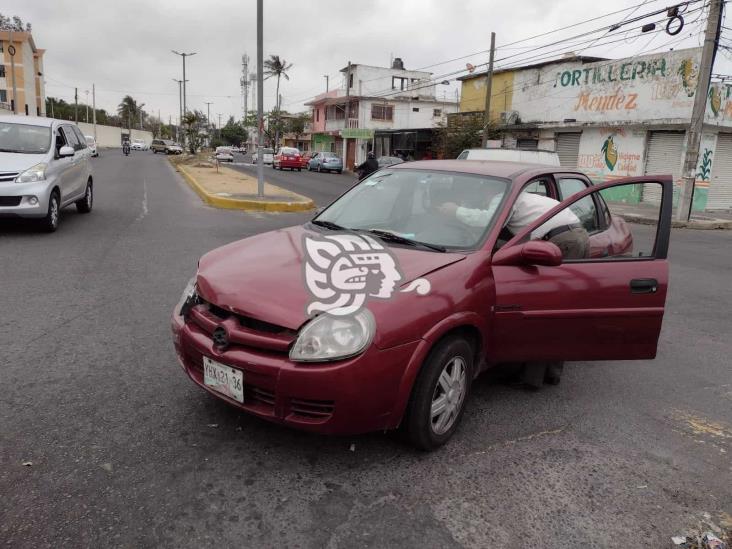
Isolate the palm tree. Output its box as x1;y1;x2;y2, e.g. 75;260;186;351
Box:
117;95;145;137
263;55;293;149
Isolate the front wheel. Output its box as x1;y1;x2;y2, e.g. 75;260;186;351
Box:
41;191;60;232
76;180;93;213
404;336;474;450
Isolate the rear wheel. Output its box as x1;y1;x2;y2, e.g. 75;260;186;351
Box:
41;191;60;232
404;336;474;450
76;180;93;213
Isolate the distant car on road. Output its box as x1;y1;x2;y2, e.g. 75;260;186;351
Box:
457;148;560;166
131;139;148;151
252;147;274;165
377;156;404;168
0;115;94;232
308;151;343;173
84;135;99;157
215;147;235;163
273;147;303;171
151;139;182;155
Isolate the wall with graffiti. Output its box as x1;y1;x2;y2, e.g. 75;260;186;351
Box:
511;47;705;124
692;133;717;210
705;83;732;124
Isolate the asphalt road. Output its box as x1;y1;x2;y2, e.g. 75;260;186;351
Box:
1;151;731;548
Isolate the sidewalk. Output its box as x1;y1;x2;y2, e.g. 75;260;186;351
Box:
172;156;314;212
611;202;732;229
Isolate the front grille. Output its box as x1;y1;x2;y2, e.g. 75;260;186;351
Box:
289;398;335;420
0;172;19;182
0;196;22;207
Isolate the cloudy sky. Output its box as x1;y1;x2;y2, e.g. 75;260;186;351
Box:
5;0;731;125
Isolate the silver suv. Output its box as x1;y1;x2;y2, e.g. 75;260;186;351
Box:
0;115;94;232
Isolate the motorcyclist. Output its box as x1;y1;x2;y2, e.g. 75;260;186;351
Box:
356;151;378;180
122;137;131;156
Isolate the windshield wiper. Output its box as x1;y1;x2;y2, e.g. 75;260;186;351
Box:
366;229;446;253
311;219;348;231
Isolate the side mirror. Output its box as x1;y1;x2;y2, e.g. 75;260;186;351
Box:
58;145;75;157
492;240;563;267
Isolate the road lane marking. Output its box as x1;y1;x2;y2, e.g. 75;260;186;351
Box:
136;177;148;221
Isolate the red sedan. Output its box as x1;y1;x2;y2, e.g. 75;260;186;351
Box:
273;147;302;171
172;160;672;449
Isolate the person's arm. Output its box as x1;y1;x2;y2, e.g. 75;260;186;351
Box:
455;195;502;227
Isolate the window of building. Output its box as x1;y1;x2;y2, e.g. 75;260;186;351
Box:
0;65;5;78
433;109;442;117
371;104;393;121
0;41;3;53
0;90;6;103
349;73;354;89
412;107;419;112
315;109;319;122
391;76;408;91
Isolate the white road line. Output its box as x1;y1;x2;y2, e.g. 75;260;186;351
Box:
136;177;148;221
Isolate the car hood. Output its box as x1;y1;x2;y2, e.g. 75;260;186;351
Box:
196;225;466;330
0;152;48;172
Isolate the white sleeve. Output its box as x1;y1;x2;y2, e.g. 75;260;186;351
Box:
455;195;502;227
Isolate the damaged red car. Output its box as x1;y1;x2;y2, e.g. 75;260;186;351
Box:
171;160;672;450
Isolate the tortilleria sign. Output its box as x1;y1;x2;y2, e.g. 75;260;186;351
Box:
340;128;374;139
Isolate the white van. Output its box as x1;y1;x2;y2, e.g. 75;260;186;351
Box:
457;148;560;166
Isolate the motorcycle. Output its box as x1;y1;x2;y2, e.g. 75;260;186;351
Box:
123;142;130;156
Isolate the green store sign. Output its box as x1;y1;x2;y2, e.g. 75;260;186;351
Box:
340;128;375;139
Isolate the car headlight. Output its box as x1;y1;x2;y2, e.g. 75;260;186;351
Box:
15;163;48;183
177;276;199;317
290;309;375;362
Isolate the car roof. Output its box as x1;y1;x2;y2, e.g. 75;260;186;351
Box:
390;159;567;182
0;115;56;127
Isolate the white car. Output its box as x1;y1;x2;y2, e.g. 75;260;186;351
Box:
252;147;274;165
457;147;560;166
131;139;148;151
215;147;234;163
84;135;99;157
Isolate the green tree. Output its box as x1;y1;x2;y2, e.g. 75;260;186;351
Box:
220;116;248;146
117;95;145;136
182;110;207;154
46;97;113;125
263;55;293;148
0;13;31;31
286;112;311;140
434;113;501;159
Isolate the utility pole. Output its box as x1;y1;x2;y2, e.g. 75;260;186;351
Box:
344;61;351;168
173;78;187;143
8;28;18;114
324;75;329;93
677;0;723;221
74;88;79;123
217;113;222;131
256;0;265;197
241;54;250;121
481;32;496;148
204;102;213;127
92;84;97;141
172;50;196;116
85;90;89;122
139;109;143;130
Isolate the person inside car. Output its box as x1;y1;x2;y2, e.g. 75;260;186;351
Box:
356;151;379;180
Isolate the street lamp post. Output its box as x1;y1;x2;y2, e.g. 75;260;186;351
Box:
172;78;188;144
172;50;196;115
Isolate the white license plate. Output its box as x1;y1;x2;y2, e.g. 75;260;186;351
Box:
203;356;244;403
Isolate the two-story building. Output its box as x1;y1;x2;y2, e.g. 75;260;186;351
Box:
456;47;732;212
306;58;458;170
0;30;46;116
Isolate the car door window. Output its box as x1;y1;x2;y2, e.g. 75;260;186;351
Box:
72;126;88;149
557;177;600;234
61;126;80;151
54;127;67;154
531;181;666;260
521;179;550;197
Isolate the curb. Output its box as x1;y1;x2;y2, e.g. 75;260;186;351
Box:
175;163;315;213
621;213;732;230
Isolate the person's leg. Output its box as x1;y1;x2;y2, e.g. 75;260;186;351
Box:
549;228;589;260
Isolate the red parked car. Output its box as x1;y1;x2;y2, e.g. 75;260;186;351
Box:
172;160;672;449
300;152;315;169
273;147;302;171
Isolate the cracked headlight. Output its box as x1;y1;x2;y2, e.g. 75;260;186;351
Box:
177;276;199;317
290;309;375;362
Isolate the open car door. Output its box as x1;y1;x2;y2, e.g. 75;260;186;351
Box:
490;176;672;362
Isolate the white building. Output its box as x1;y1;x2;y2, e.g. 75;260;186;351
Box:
306;58;458;169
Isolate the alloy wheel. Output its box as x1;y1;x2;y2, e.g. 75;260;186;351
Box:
430;356;467;435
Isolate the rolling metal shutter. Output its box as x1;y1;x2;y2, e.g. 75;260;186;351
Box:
708;134;732;210
556;132;581;169
643;131;685;203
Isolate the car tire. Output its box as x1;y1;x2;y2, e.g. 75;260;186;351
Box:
76;180;93;214
153;149;157;154
337;170;343;174
41;190;61;233
404;335;474;451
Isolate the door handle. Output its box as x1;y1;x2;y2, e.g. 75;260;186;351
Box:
630;278;658;294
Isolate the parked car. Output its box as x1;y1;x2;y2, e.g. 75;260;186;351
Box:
308;151;343;173
252;147;274;165
457;147;560;166
131;138;148;151
377;156;404;168
171;159;672;449
273;147;303;171
151;139;183;154
84;135;99;157
215;147;235;163
300;151;315;169
0;115;94;232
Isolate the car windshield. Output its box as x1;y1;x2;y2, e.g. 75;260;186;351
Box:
163;140;175;145
85;136;95;144
0;123;52;154
323;152;337;158
315;169;508;249
280;147;299;155
262;148;274;154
